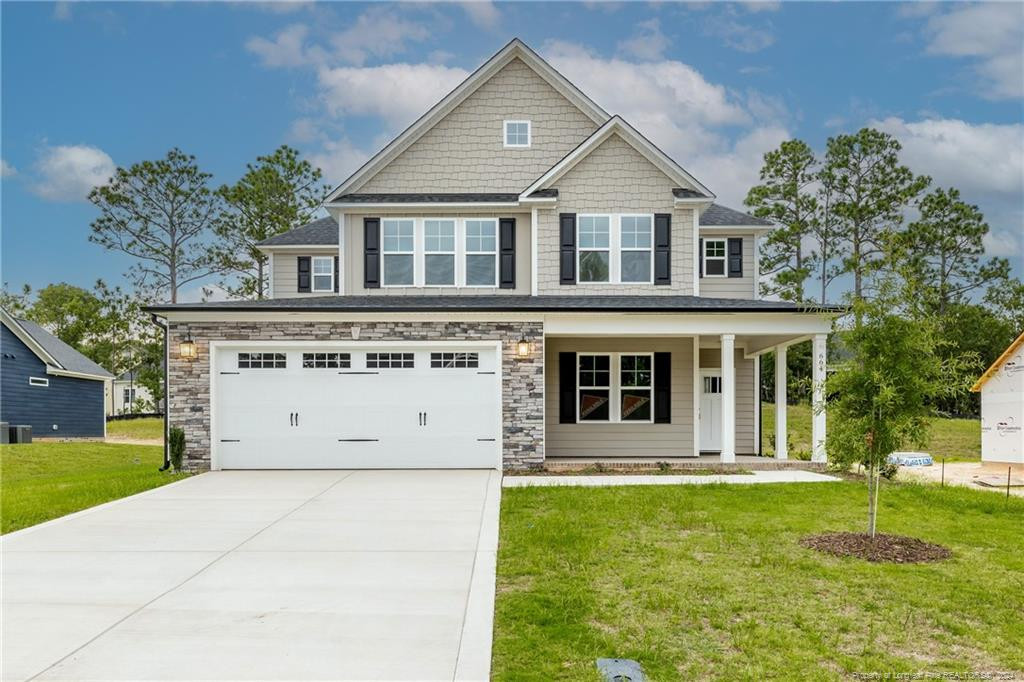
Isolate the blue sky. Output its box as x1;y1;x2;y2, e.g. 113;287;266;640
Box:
2;1;1022;301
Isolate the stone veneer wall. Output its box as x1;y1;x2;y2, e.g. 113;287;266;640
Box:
167;321;544;471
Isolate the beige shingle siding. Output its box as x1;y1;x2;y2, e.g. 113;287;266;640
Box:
699;348;757;454
356;58;599;194
545;337;695;459
271;249;339;298
698;234;756;299
535;133;695;295
343;211;532;295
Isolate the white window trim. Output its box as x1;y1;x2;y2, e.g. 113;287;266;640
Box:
503;119;531;148
619;214;654;284
464;218;499;288
310;255;334;292
422;218;458;288
577;214;655;285
29;376;49;387
576;352;654;424
381;218;416;288
703;238;728;278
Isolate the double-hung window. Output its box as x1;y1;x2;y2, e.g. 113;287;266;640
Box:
620;215;652;283
424;219;456;286
311;256;334;292
703;239;727;277
578;215;611;282
382;219;415;286
578;353;654;423
465;219;498;286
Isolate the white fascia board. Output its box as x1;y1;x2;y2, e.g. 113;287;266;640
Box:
325;202;522;210
543;312;835;337
520;116;715;201
46;367;111;382
326;39;609;201
518;196;558;204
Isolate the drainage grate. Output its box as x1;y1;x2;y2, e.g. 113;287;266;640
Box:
596;658;645;682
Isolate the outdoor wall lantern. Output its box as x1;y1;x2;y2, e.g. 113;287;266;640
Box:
516;336;531;358
179;330;197;360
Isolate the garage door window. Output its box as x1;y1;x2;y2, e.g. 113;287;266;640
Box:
430;352;479;368
367;352;415;369
238;352;286;369
303;352;351;369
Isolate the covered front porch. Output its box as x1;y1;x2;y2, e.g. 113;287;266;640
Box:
541;311;833;466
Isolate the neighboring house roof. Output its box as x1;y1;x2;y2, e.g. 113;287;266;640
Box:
0;309;113;380
258;217;338;247
699;204;774;227
145;295;844;314
520;115;714;201
971;330;1024;392
326;39;610;201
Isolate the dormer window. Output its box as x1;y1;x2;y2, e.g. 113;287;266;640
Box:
504;120;530;148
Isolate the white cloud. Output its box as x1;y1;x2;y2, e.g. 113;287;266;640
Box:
317;62;469;129
984;227;1022;258
31;144;115;202
459;1;501;31
307;135;373;186
328;7;431;66
703;7;776;53
177;282;234;303
1;159;16;178
52;1;72;21
617;18;669;61
741;1;781;13
919;3;1024;99
246;23;313;68
871;117;1024;197
691;125;791;208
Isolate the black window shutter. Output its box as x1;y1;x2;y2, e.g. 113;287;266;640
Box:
728;237;743;278
698;238;704;278
559;351;576;423
333;256;340;293
654;213;671;285
297;256;311;293
654;352;671;424
364;218;380;289
559;213;576;285
499;218;516;289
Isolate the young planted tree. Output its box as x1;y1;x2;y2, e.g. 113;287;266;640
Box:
745;140;819;302
826;289;964;537
212;145;329;299
89;148;223;303
895;188;1009;317
824;128;930;311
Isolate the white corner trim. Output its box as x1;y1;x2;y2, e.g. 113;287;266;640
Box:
338;212;346;296
530;206;539;296
267;249;275;299
692;208;700;296
753;233;760;298
326;39;609;201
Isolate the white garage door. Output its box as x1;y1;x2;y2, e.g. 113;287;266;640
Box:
212;344;501;469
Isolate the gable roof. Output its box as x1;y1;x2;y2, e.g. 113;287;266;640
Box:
1;309;113;380
325;39;610;202
258;217;338;247
971;330;1024;392
699;203;774;227
519;116;715;201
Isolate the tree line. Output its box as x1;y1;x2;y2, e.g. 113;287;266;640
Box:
749;127;1023;417
1;145;330;410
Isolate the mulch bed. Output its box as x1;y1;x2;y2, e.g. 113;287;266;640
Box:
800;532;952;563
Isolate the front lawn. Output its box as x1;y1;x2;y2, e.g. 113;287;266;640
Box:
106;416;164;441
762;402;981;461
1;442;186;533
493;481;1023;680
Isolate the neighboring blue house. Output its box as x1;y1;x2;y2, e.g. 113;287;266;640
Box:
1;308;113;438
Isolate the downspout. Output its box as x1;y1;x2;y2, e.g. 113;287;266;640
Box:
149;313;171;471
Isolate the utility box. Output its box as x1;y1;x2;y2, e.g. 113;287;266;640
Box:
9;425;32;444
0;423;8;444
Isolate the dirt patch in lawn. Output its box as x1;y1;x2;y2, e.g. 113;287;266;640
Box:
800;532;952;564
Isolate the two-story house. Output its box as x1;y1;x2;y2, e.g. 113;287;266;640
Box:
147;39;838;471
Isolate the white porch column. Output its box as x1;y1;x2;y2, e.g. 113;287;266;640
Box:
774;346;788;460
812;333;827;462
692;335;700;457
720;334;736;463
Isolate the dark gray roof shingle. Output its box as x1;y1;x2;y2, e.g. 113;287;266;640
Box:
146;295;841;314
258;217;338;247
15;319;113;378
332;193;520;204
672;188;710;199
700;203;774;227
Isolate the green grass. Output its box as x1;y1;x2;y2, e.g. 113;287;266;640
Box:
762;403;981;461
106;417;164;441
493;481;1024;680
1;442;187;533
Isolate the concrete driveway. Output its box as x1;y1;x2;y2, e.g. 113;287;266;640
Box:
1;470;500;681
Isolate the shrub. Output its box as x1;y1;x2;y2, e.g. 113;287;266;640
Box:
169;426;185;471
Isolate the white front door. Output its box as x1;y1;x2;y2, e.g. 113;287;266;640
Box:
213;345;501;469
699;370;722;452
